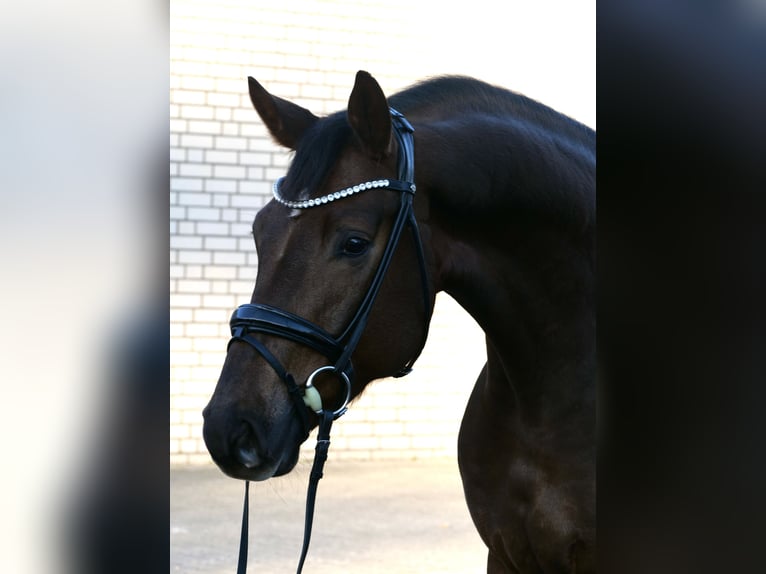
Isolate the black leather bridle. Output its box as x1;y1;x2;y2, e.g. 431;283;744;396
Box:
231;109;430;573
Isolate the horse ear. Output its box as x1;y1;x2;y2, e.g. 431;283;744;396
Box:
347;71;393;159
247;76;318;150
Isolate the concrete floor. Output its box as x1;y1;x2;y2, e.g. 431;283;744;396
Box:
171;459;488;573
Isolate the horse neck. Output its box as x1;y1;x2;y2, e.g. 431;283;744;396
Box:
416;116;596;424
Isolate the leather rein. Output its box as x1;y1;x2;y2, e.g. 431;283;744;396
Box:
230;108;430;573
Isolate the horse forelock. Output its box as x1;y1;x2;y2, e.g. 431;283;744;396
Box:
281;112;352;203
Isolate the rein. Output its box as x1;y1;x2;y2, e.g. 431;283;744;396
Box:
230;108;429;573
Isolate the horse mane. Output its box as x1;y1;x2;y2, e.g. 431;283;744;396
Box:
389;76;593;146
281;76;595;232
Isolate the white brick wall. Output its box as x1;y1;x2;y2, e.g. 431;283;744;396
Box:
170;0;594;465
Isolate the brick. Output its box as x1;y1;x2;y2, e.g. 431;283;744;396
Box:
170;293;201;308
216;78;247;94
180;439;199;453
171;177;204;192
214;107;232;121
180;105;215;120
229;280;254;294
193;307;230;321
221;208;238;220
177;250;212;264
230;223;253;236
172;90;206;105
237;237;254;251
170;308;193;322
200;352;228;366
180;76;215;91
171;352;200;367
171;366;191;382
207;92;241;108
240;149;271;164
412;436;447;450
373;422;406;436
214;136;248;150
205;150;237;164
170;118;187;133
240;123;269;138
213;165;246;179
213;251;246;265
210;62;242;79
187;149;204;162
244;137;276;153
204;236;238;250
170;235;203;249
212;194;230;208
186;265;203;279
186;322;219;337
347;436;380;451
265;167;286;180
187;120;221;134
205;179;237;193
272;152;291;167
182;408;206;424
379;436;412;450
178;221;196;234
176;191;211;206
208;280;226;295
185;454;213;466
171;424;189;439
230;194;263;209
276;66;311;84
180;134;214;148
339;422;374;437
237;266;258;281
171;337;192;352
189;366;223;383
172;394;209;411
176;279;211;293
187;207;221;221
222;122;240;136
193;337;226;352
238;180;270;194
232;107;260;123
202;294;236;308
197;222;230;235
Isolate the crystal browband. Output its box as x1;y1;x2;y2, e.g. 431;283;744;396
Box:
272;177;416;210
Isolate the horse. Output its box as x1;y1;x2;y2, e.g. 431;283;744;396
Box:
202;70;595;573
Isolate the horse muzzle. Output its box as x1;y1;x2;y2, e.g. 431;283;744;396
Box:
201;406;301;481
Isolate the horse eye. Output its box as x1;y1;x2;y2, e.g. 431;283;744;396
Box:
342;236;370;256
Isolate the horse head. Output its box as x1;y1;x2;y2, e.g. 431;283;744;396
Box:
203;71;434;481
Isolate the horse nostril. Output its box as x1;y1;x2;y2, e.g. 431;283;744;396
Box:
236;446;262;468
233;422;263;469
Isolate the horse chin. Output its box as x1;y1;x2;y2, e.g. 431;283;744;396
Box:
217;445;300;482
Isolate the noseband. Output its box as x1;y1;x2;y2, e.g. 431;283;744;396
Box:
229;109;430;573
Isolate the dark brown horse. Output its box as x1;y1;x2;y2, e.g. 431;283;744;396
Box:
203;71;595;573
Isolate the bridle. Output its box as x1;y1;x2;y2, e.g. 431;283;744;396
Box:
229;108;430;573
